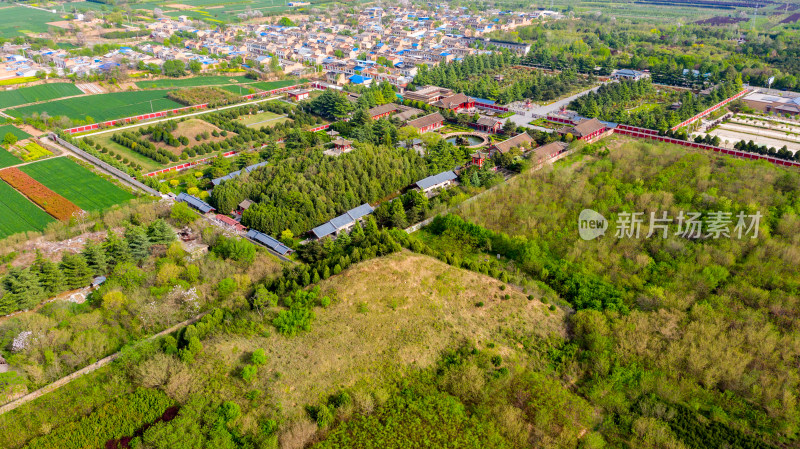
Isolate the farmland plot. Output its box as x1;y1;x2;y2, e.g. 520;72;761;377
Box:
20;157;135;212
0;167;81;220
7;90;184;123
0;83;83;109
0;124;32;141
0;181;53;238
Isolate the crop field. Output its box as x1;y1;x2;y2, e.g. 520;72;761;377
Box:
0;83;83;109
0;124;32;140
0;180;53;238
0;148;22;168
7;90;184;123
134;75;254;89
0;5;60;38
20;157;135;212
250;79;308;91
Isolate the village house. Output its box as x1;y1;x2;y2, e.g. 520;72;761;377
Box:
311;203;375;239
177;192;215;214
287;89;311;101
246;229;293;256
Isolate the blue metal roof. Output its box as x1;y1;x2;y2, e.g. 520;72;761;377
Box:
470;96;496;105
212;161;268;186
349;74;371;84
416;170;457;190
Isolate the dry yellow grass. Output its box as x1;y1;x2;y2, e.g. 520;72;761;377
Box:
203;251;566;420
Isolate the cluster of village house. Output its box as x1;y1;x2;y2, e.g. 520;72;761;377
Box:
0;5;557;83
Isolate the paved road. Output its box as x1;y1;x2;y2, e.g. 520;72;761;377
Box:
504;83;607;130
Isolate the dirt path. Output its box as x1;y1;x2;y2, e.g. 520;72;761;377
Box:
0;312;207;416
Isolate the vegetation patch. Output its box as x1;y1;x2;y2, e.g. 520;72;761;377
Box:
0;179;53;238
0;167;81;220
168;86;244;108
24;388;173;449
0;83;83;109
19;157;134;212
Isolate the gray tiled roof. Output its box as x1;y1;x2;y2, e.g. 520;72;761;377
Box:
311;203;374;239
415;170;457;190
246;229;292;255
311;222;337;239
177;192;215;213
212;161;268;186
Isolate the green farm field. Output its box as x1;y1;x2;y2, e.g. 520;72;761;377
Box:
0;5;61;38
0;83;83;109
134;75;253;89
0;148;22;169
20;157;135;211
0;124;32;140
7;90;184;123
0;180;53;238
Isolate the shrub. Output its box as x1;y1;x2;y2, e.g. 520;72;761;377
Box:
241;364;257;383
251;348;267;365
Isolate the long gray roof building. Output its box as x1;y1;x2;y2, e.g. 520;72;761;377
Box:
415;170;457;191
177;192;215;213
246;229;293;255
311;203;374;239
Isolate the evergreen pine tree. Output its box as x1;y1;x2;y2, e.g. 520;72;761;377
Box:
147;219;176;245
2;267;45;311
38;260;65;296
82;240;108;276
103;231;131;266
125;226;152;261
60;253;93;289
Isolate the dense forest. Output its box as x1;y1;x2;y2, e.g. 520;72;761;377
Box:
412;53;595;103
569;78;743;131
515;16;797;90
449;139;800;447
211;140;465;236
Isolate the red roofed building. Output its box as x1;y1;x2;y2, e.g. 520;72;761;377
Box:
287;89;311;101
433;92;475;113
215;214;247;232
558;118;608;143
368;103;398;120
